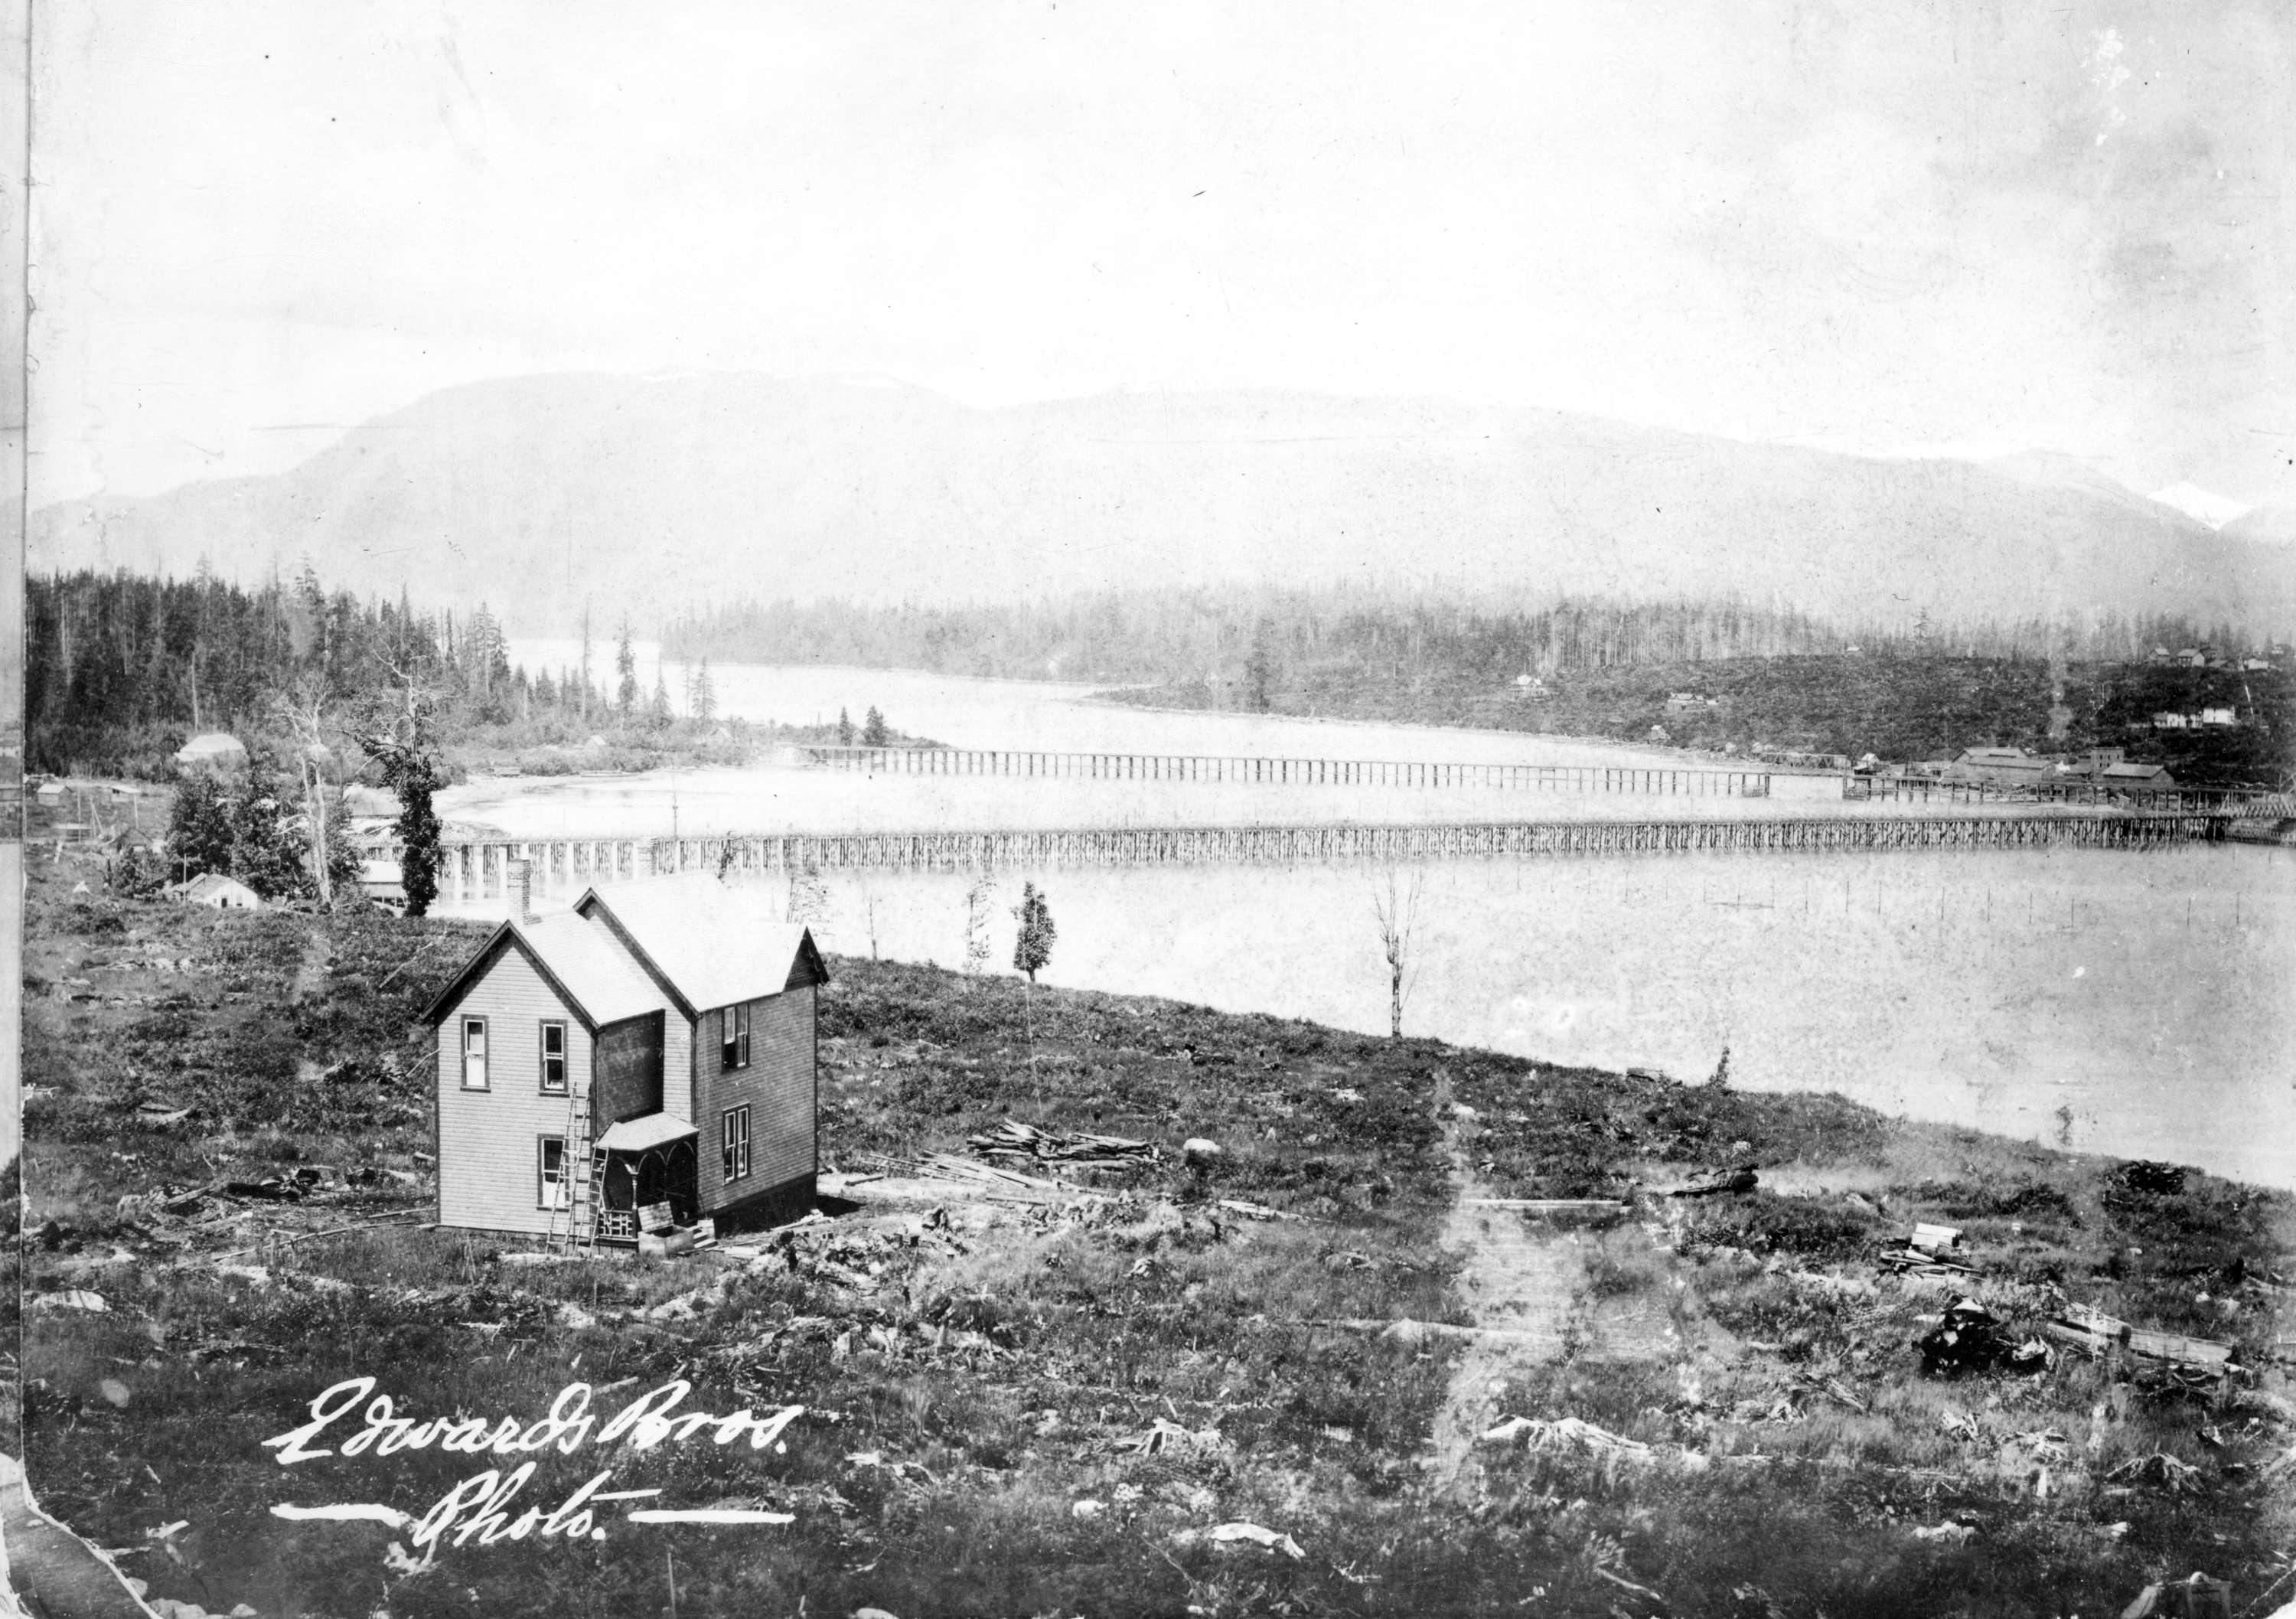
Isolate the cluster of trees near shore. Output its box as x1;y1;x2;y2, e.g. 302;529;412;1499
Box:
27;567;748;914
24;567;739;782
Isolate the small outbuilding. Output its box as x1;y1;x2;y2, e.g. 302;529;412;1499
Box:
174;733;249;773
167;873;265;910
359;859;408;911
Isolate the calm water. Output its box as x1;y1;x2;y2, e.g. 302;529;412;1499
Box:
484;647;2296;1189
505;638;1688;765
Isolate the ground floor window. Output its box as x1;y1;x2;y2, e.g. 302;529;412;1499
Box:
539;1135;567;1208
721;1105;751;1183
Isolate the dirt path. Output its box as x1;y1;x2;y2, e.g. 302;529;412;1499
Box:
1424;1080;1586;1502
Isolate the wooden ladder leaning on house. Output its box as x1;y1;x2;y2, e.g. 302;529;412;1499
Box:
546;1071;603;1256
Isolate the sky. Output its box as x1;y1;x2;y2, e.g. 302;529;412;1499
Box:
26;0;2296;510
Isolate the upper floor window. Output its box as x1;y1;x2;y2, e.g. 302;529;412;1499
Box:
540;1020;569;1095
722;1002;751;1070
461;1017;488;1090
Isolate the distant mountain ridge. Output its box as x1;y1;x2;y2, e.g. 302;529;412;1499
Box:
29;372;2295;636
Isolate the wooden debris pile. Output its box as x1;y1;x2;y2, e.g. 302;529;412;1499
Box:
967;1118;1159;1169
1915;1296;2051;1378
2105;1451;2204;1494
2043;1302;2239;1400
1879;1222;1980;1280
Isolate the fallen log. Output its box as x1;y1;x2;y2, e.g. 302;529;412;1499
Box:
1659;1164;1759;1198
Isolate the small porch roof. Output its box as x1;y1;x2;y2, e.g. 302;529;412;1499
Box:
596;1113;699;1154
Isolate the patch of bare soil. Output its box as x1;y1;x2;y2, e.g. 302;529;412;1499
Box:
1424;1079;1586;1502
290;927;331;997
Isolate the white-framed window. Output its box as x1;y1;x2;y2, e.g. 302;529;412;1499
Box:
461;1017;489;1090
721;1002;751;1070
538;1135;567;1208
721;1105;751;1183
539;1020;568;1095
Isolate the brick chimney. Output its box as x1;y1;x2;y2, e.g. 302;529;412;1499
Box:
508;857;536;924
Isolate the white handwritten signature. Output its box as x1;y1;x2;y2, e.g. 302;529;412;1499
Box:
263;1377;804;1551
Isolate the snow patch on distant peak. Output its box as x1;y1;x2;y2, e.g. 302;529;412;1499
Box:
2149;481;2250;530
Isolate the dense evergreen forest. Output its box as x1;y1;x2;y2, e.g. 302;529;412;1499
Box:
24;568;728;780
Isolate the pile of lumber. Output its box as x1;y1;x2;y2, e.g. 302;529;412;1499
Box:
966;1118;1158;1169
1879;1222;1979;1278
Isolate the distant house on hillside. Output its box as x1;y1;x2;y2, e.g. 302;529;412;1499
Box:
2151;712;2190;730
422;869;829;1245
1943;747;2052;788
167;873;264;910
2197;707;2238;727
174;733;249;773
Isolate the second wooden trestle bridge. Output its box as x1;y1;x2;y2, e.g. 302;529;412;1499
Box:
435;811;2230;904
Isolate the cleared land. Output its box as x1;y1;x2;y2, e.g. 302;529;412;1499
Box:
17;831;2296;1617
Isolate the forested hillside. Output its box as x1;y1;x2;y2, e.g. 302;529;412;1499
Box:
662;586;2261;688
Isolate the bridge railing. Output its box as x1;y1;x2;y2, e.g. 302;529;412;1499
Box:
795;743;1773;796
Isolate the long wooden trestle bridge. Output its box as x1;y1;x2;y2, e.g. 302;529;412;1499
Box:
796;743;1774;795
433;811;2230;904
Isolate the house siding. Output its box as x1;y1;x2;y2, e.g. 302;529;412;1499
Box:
694;986;816;1216
435;945;595;1236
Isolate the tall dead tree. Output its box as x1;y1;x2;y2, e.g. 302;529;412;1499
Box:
1370;863;1426;1039
273;679;340;904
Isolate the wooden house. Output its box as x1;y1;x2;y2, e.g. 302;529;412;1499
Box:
422;870;828;1246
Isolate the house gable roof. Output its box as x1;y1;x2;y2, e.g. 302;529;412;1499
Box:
421;913;663;1031
572;872;829;1017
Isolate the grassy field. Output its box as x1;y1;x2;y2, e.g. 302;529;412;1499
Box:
18;823;2296;1617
